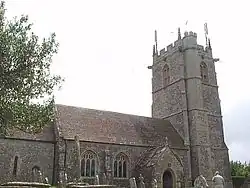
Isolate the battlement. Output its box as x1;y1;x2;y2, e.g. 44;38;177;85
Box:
157;31;198;58
154;31;212;62
183;31;197;38
158;39;183;57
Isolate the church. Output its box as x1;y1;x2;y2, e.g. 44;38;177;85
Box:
0;29;232;188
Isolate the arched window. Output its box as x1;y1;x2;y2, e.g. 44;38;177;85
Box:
114;153;128;178
163;64;170;86
200;62;208;82
81;150;97;177
13;156;18;176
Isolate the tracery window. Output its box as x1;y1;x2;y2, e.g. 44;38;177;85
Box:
163;64;170;86
114;153;128;178
200;62;208;82
81;150;97;177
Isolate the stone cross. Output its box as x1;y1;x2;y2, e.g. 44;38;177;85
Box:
129;177;137;188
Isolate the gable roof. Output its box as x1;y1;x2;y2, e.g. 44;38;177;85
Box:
55;104;184;148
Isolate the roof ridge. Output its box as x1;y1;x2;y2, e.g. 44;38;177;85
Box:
55;103;155;119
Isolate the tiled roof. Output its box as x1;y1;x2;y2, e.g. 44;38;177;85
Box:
5;124;55;142
55;104;184;147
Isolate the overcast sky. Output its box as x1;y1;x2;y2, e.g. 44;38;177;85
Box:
5;0;250;162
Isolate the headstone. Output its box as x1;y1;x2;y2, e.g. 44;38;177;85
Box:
212;171;225;188
44;177;49;184
194;175;208;188
129;177;137;188
95;174;100;185
152;178;158;188
139;174;145;188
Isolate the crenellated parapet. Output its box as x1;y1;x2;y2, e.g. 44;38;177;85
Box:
154;39;183;63
153;31;212;64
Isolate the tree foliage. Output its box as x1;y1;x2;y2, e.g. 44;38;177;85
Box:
0;1;63;135
231;160;250;177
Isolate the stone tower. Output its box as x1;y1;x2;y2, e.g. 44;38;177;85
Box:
149;29;232;187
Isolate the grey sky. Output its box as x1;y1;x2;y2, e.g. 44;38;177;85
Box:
5;0;250;162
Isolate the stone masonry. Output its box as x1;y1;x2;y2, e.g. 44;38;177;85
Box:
151;30;232;188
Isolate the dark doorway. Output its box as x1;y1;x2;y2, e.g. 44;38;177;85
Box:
163;170;173;188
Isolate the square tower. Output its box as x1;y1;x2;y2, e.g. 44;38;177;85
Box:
150;30;232;186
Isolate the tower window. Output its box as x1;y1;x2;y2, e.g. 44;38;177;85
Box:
200;62;208;82
114;152;129;178
81;150;97;177
163;64;170;86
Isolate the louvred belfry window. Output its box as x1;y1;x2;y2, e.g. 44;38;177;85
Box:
200;62;208;82
163;64;170;86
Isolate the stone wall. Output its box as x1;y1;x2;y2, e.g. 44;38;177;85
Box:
202;84;221;114
0;138;55;184
63;140;189;188
212;148;231;182
152;80;185;118
166;112;185;139
64;140;145;188
208;115;224;148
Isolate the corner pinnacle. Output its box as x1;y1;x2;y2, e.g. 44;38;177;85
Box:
178;28;181;40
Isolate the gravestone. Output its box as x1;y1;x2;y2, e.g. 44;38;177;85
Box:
194;175;208;188
212;171;225;188
129;177;137;188
44;177;49;184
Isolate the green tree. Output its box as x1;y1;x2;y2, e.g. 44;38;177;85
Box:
0;1;63;135
231;160;250;177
